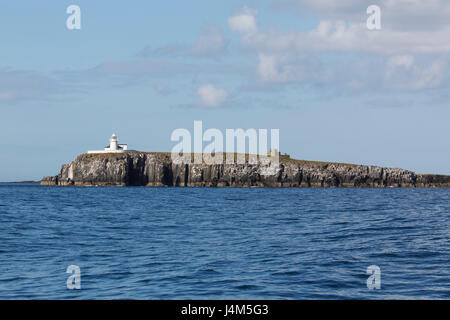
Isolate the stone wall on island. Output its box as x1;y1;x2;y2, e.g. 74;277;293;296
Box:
40;152;450;188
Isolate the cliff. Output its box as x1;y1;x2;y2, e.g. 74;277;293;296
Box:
41;152;450;188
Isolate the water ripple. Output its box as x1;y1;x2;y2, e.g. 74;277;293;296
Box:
0;185;449;299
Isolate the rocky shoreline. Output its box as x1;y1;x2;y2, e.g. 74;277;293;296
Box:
40;152;450;188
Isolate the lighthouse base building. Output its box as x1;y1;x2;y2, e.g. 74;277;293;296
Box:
88;134;128;154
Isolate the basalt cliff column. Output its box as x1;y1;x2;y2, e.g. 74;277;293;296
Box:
41;152;450;188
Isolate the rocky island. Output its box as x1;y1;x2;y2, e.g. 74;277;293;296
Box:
41;151;450;188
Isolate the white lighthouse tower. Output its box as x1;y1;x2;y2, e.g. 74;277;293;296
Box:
109;133;118;151
88;133;128;154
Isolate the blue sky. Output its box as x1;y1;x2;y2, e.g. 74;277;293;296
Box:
1;0;449;181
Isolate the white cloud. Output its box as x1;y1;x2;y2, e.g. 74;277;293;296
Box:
233;18;450;55
257;54;293;82
274;0;450;31
228;7;258;34
386;55;414;78
226;5;450;96
384;55;447;90
229;3;450;55
197;84;229;107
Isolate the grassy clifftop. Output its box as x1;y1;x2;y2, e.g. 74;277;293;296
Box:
77;151;359;168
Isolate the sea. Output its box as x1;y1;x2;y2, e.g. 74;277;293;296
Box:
0;183;449;299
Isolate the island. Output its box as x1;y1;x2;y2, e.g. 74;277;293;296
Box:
41;151;450;188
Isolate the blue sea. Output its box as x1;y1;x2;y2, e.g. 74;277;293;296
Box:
0;184;449;299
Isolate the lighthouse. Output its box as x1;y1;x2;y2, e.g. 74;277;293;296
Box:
88;133;128;154
109;133;118;151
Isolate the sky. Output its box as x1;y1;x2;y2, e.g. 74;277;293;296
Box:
0;0;449;181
